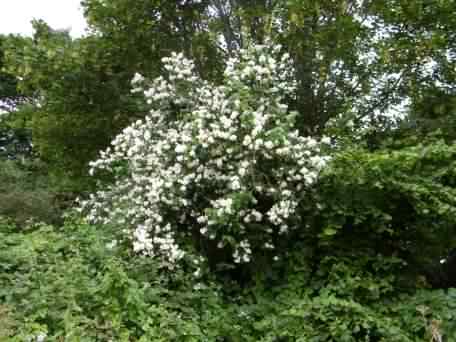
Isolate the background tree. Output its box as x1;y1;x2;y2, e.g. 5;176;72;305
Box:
3;4;224;187
0;34;33;161
0;34;28;113
3;23;137;185
82;0;223;80
366;0;456;138
3;0;455;184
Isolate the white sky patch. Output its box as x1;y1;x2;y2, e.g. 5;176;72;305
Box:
0;0;88;37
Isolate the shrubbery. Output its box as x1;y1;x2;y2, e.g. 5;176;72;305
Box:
1;217;456;341
0;159;61;225
81;44;331;275
1;0;455;339
1;42;455;341
50;45;456;341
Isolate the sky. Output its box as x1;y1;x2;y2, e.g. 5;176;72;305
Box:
0;0;88;37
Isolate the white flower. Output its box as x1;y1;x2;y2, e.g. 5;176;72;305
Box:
321;136;331;144
264;140;274;149
36;333;47;342
243;136;252;146
264;242;274;249
82;44;329;268
131;72;144;84
193;268;201;277
175;144;186;153
197;215;208;224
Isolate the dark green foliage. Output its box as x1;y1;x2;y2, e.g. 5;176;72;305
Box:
314;139;456;288
0;125;32;159
1;217;456;341
0;105;85;223
0;34;28;112
0;159;60;225
3;24;141;182
405;87;456;142
0;102;36;160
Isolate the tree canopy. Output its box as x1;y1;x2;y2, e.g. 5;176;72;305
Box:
3;0;455;179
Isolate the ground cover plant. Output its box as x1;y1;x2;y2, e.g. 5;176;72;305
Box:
1;215;456;341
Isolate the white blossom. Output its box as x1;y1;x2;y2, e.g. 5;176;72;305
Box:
81;43;330;270
131;72;145;85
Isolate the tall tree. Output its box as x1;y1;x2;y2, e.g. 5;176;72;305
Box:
3;23;138;181
3;0;455;184
82;0;223;80
208;0;455;134
367;0;456;140
3;4;224;183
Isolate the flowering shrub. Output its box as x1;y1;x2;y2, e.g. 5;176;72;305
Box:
81;44;330;269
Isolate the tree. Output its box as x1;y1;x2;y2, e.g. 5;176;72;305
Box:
0;35;28;113
82;0;223;80
366;0;456;141
3;0;455;182
3;5;224;184
198;1;388;133
3;21;145;183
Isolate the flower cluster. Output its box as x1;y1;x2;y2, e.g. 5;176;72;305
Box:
81;44;330;269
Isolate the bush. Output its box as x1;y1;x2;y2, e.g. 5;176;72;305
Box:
0;159;61;225
81;44;331;277
4;188;454;341
1;217;456;341
0;217;244;341
315;140;456;286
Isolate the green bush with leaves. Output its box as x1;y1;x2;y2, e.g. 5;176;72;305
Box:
0;159;61;225
314;139;456;286
1;214;456;341
0;217;245;341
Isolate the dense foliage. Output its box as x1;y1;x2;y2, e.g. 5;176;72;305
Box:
1;217;456;341
0;159;60;225
3;0;454;181
0;0;455;341
0;34;28;113
81;44;332;270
